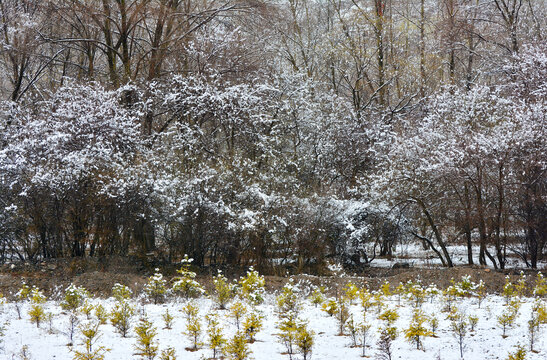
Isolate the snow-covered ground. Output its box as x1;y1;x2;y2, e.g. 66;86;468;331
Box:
374;243;547;270
1;289;546;360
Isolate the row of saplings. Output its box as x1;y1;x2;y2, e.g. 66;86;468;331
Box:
1;260;547;360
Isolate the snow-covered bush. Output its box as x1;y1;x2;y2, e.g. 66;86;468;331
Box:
172;255;205;299
144;269;168;304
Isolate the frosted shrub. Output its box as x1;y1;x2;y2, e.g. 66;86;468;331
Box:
295;322;314;360
224;331;250;360
359;288;373;312
503;276;516;304
206;313;226;359
162;308;174;329
79;300;94;320
110;300;135;337
359;321;372;357
159;347;177;360
308;286;325;307
344;282;360;304
14;283;31;319
212;270;234;309
238;267;265;305
450;312;468;359
515;272;528;298
476;280;486;308
134;317;158;360
172;255;205;299
277;313;298;358
321;298;338;317
346;314;359;346
94;304;108;325
377;325;397;360
468;315;479;332
276;279;301;315
404;309;432;350
335;297;350;335
230;301;247;330
28;287;47;328
144;269;168;304
112;283;132;301
182;302;201;350
243;312;263;343
533;273;547;298
61;284;89;311
506;345;526;360
73;322;109;360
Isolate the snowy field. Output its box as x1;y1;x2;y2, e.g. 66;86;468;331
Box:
1;272;547;360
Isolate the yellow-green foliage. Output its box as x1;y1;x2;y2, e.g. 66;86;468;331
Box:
443;285;459;312
28;304;46;328
230;301;247;330
372;291;384;312
112;284;132;302
346;314;359;346
159;347;177;360
162;308;174;329
497;308;517;337
94;304;108;325
277;314;298;356
429;315;439;335
344;282;360;304
134;317;158;360
213;270;234;309
28;287;47;328
532;300;547;324
503;276;516;304
506;345;526;360
335;297;350;335
80;300;94;320
61;284;89;311
73;322;109;360
172;255;205;299
359;289;373;312
144;269;168;304
406;281;426;308
378;308;399;326
276;279;300;315
404;309;432;350
309;286;325;308
224;331;251;360
238;267;265;305
110;300;135;337
16;283;31;301
533;273;547;298
454;275;476;298
468;315;479;331
321;298;338;317
295;322;314;360
243;312;263;343
515;272;528;298
206;313;226;359
183;302;201;350
380;281;391;297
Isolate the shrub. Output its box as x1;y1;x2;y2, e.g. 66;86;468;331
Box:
61;285;90;311
73;322;109;360
94;304;108;325
335;297;350;335
321;298;338;317
224;331;250;360
206;313;226;359
308;286;325;307
377;326;397;360
172;255;205;299
28;288;47;328
344;282;360;304
182;302;201;350
404;309;432;350
468;315;479;332
238;267;265;305
159;347;176;360
110;300;135;337
162;308;174;330
144;269;168;304
112;283;132;301
134;317;158;360
277;313;298;357
533;273;547;298
506;345;526;360
212;270;234;309
243;312;263;343
276;279;301;315
450;312;468;359
230;301;247;330
295;322;314;360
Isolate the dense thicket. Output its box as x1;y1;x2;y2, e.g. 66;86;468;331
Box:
0;0;545;269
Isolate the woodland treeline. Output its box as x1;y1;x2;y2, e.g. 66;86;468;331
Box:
0;0;545;270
